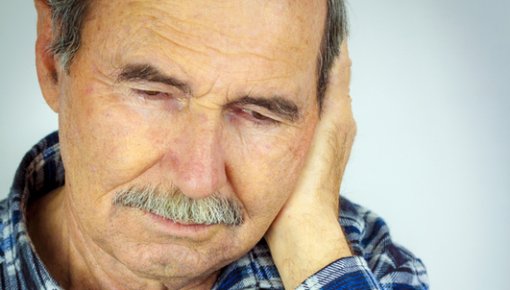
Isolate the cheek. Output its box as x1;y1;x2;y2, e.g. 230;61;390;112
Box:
59;85;169;196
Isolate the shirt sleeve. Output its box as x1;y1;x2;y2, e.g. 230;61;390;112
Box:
296;252;428;290
297;197;430;290
296;256;381;290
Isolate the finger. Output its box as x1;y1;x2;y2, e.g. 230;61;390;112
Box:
330;40;352;99
320;40;353;126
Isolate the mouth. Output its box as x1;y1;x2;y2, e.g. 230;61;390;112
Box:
143;210;217;238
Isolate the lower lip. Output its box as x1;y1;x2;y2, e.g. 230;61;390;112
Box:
145;212;214;236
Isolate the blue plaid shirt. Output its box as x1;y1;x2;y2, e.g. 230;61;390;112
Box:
0;132;428;289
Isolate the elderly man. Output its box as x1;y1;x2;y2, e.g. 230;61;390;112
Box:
1;0;428;289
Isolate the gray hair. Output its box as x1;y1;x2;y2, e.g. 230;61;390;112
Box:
47;0;347;110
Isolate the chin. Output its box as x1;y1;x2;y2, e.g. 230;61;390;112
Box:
109;232;240;280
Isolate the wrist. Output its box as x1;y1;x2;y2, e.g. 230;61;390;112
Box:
266;213;352;289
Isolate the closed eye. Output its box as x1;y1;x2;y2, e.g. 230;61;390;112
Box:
226;96;300;124
233;107;280;125
132;89;172;100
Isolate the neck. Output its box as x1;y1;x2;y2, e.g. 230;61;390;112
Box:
27;186;219;290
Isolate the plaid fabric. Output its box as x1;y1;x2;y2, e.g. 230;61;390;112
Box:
0;132;429;289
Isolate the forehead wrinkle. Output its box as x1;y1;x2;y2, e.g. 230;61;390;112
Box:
132;23;294;81
149;28;208;59
146;28;303;93
113;1;244;51
93;0;322;79
146;20;296;72
94;0;323;57
116;0;315;64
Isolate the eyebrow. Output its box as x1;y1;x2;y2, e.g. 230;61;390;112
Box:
117;64;192;94
228;95;300;122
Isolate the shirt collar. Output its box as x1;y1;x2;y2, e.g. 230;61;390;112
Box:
9;131;63;288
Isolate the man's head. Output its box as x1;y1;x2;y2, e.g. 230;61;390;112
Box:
34;0;350;285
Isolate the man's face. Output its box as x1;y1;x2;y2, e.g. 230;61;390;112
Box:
55;0;325;281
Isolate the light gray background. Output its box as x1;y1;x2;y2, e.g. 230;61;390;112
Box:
1;1;509;289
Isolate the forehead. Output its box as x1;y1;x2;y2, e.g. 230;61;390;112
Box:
81;0;326;98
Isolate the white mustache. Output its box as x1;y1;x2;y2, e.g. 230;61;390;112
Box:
112;185;244;226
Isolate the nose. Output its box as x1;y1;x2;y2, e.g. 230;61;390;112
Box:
164;114;227;199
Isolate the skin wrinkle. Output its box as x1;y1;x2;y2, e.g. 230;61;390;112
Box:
230;74;299;86
65;192;118;289
152;28;208;59
141;1;296;54
196;73;221;102
134;3;304;72
150;26;299;82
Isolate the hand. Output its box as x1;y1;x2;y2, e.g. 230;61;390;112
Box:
265;41;356;289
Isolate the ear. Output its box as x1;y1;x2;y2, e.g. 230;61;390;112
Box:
35;0;62;113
